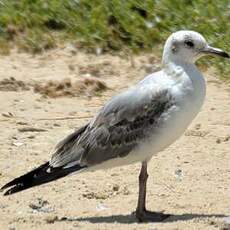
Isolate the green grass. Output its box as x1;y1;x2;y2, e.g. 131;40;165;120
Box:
0;0;229;77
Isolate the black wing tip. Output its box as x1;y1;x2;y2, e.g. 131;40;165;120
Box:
1;179;17;191
0;187;5;193
0;186;6;192
1;183;13;195
1;180;25;196
1;186;13;196
3;189;13;196
0;162;50;196
3;184;23;196
1;162;86;196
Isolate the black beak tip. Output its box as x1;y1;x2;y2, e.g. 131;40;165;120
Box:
222;52;230;58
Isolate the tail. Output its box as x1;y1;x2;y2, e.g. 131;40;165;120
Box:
1;162;85;196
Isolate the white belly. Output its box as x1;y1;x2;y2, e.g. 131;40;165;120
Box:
87;68;206;172
88;95;204;172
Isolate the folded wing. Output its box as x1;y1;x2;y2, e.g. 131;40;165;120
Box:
50;87;174;168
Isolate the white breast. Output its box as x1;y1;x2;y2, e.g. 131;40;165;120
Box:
87;65;206;171
139;64;206;158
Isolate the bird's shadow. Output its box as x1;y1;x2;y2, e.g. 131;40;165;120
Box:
62;212;227;224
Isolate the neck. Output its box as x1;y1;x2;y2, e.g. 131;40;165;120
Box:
162;57;206;102
162;58;195;78
163;51;194;67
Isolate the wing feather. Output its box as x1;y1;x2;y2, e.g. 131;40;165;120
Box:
50;87;174;168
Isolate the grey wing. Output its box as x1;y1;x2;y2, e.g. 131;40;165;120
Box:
50;124;89;167
50;87;174;168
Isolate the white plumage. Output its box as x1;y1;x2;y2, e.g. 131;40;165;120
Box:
1;30;229;222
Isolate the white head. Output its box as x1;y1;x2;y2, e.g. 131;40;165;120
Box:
162;30;229;66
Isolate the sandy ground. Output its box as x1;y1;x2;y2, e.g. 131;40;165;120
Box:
0;47;229;230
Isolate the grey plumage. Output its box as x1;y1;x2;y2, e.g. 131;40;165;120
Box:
2;30;228;222
50;87;174;168
1;81;175;195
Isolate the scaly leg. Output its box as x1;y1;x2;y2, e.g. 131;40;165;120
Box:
135;161;170;222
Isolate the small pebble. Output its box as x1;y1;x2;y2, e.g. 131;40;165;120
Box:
175;169;183;181
2;112;14;118
12;142;24;147
45;215;58;224
16;121;28;125
53;123;61;127
96;203;108;211
112;184;119;192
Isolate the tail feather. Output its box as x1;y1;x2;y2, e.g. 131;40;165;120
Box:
1;162;85;196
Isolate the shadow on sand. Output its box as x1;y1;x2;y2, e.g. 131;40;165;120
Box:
64;212;226;224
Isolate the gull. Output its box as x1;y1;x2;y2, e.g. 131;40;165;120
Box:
1;30;229;222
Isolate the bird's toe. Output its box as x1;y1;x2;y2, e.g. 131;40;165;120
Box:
135;210;170;222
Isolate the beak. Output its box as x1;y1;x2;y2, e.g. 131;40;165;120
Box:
202;46;229;58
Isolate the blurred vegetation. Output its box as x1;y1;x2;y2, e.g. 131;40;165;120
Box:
0;0;229;77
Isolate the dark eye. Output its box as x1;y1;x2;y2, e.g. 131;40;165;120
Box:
184;40;194;48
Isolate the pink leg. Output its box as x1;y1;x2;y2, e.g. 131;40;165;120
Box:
135;161;170;222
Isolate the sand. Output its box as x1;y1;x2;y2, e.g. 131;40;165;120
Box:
0;47;229;230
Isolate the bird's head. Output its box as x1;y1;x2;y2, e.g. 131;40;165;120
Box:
162;30;229;65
